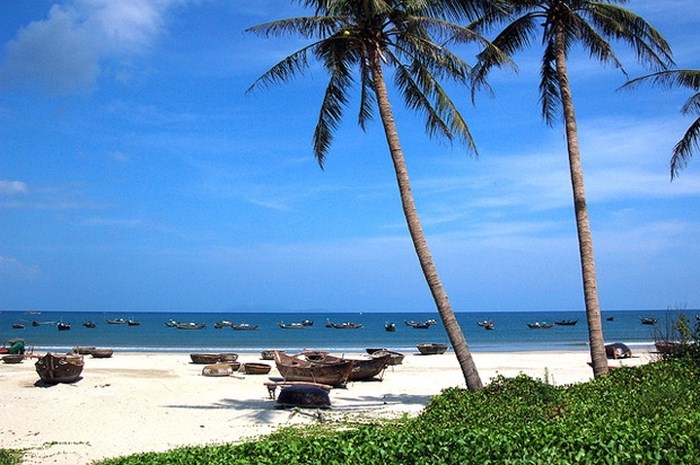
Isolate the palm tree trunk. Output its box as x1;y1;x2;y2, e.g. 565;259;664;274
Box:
554;28;608;377
368;49;483;390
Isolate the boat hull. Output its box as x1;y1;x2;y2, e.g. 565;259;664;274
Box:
35;353;84;384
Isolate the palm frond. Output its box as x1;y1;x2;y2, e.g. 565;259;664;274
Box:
622;70;700;91
246;16;346;39
539;40;561;126
471;13;539;99
246;46;314;93
576;19;625;75
357;58;376;130
313;70;352;166
671;117;700;180
585;3;674;70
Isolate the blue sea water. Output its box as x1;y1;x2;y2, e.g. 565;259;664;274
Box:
1;309;694;354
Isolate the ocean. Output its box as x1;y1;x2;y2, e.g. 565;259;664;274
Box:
1;309;693;354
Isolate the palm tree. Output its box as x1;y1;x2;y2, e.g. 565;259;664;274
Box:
622;70;700;180
471;0;674;376
247;0;503;390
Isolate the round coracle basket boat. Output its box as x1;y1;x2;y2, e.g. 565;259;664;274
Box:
190;353;221;364
218;353;239;362
202;363;236;377
90;349;114;358
276;384;332;409
244;362;271;375
73;346;96;355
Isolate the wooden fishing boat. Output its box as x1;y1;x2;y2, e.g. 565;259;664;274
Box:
416;342;448;355
273;351;353;387
57;322;71;331
83;321;97;328
554;319;578;326
260;350;277;360
214;320;234;329
405;319;437;329
231;323;258;330
654;341;684;355
326;319;363;329
385;322;396;332
477;320;495;330
2;354;24;364
278;322;306;329
90;349;114;358
640;317;657;325
527;322;554;329
190;353;221;364
371;349;405;366
244;362;271;375
127;319;140;326
106;318;127;324
12;323;24;329
72;346;96;355
305;352;391;381
176;322;206;330
35;353;84;384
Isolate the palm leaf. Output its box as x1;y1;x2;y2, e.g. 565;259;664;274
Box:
671;117;700;179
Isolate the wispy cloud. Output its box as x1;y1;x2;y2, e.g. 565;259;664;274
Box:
0;180;28;195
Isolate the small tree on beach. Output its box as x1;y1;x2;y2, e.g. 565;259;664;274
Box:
247;0;505;391
470;0;674;376
622;69;700;180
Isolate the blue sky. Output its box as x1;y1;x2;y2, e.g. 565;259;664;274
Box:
0;0;698;313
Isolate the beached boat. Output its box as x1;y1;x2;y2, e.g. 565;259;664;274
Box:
385;322;396;332
605;342;632;359
416;343;448;355
527;322;554;329
175;322;206;330
260;350;277;360
232;323;258;331
273;351;353;387
554;319;578;326
306;352;391;381
90;349;114;358
477;320;495;330
276;384;331;409
72;346;96;355
2;354;24;364
655;341;684;355
640;317;657;325
202;363;236;377
244;362;272;375
190;353;221;364
365;348;405;366
218;353;239;362
57;322;71;331
35;353;84;384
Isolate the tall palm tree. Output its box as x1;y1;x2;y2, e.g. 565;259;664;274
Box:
247;0;504;391
471;0;674;376
622;70;700;180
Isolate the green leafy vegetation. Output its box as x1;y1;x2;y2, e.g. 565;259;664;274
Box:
92;357;699;465
0;449;23;465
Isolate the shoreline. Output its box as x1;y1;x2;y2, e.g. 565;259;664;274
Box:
0;349;653;465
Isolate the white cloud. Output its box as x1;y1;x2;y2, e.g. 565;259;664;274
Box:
0;0;186;94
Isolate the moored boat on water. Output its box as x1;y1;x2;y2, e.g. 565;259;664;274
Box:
35;352;84;384
385;322;396;332
640;317;657;325
555;319;578;326
326;319;363;329
175;322;206;330
106;318;127;324
527;322;553;329
57;322;71;331
83;321;97;328
477;320;494;330
231;323;258;330
405;319;437;329
278;322;306;329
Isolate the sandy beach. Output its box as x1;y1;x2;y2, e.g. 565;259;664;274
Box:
0;349;652;465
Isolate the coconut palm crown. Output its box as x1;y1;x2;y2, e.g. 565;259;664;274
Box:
247;0;506;390
470;0;674;377
623;70;700;179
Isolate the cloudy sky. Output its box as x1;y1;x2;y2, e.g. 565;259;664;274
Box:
1;0;698;313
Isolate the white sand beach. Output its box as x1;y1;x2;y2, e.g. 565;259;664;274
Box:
0;349;652;465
